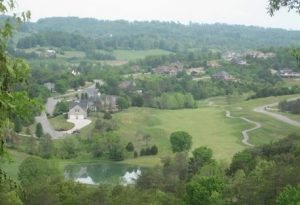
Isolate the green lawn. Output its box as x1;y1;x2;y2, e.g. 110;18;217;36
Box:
113;107;247;162
49;115;74;131
113;49;172;61
222;94;300;145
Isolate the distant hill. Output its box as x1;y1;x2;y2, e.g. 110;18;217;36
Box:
18;17;300;51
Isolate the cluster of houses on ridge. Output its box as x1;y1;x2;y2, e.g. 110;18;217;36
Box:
278;69;300;78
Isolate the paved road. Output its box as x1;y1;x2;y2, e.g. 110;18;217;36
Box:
45;97;61;116
253;97;300;127
226;111;261;146
35;112;64;139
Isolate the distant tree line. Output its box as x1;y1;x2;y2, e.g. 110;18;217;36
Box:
16;18;300;52
249;85;300;99
279;99;300;114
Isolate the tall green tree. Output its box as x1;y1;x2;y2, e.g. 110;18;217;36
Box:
276;185;300;205
35;123;43;138
0;0;37;158
170;131;192;153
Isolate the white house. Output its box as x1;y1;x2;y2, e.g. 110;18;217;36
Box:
68;102;88;120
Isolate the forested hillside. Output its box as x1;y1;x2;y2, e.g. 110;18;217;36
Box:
18;17;300;51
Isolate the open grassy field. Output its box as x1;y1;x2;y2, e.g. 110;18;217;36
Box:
222;94;300;145
113;49;172;61
4;94;300;179
113;107;248;162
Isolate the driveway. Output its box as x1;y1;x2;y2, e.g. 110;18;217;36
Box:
46;97;61;116
64;119;92;134
35;112;64;139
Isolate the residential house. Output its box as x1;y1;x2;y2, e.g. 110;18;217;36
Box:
44;82;55;92
246;51;275;59
84;87;100;98
153;62;184;75
212;71;234;81
186;67;205;76
68;101;88;120
94;95;118;112
208;60;221;68
279;69;300;78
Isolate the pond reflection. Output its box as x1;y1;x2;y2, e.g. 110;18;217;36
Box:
64;162;143;185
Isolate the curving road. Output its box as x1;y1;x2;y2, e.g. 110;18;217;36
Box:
253;97;300;127
225;111;261;146
35;112;64;139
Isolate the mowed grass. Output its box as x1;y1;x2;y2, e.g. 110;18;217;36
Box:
113;49;172;61
223;94;300;145
113;107;247;163
49;115;75;131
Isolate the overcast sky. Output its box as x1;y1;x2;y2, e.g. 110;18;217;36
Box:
15;0;300;30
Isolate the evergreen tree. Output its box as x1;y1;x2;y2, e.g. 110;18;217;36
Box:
35;123;44;138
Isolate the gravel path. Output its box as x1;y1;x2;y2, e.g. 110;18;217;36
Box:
225;111;261;146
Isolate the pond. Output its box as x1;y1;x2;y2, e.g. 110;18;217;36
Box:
64;162;144;185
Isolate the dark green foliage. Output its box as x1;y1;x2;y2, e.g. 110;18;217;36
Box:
227;150;256;175
53;101;69;116
170;131;192;152
131;95;144;107
108;144;124;161
134;151;138;158
276;185;300;205
184;176;224;205
35;123;43;138
103;112;112;120
140;148;146;156
150;145;158;155
38;134;53;159
250;86;300;99
125;142;134;152
279;99;300;114
192;146;213;163
13;117;22;133
20;18;300;50
189;147;214;177
18;156;61;188
58;137;79;159
116;97;130;110
94;118;118;132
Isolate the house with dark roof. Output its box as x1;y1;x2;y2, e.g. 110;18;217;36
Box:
211;71;234;81
68;101;88;120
